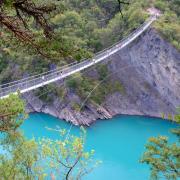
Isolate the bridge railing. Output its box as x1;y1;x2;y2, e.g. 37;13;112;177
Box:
0;16;156;98
0;61;79;88
0;62;77;94
0;58;93;97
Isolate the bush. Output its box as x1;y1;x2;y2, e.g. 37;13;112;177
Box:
35;85;56;103
66;73;83;89
56;87;66;100
97;64;108;81
71;102;81;112
154;1;167;12
0;55;7;74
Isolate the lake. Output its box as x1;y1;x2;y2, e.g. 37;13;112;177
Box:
21;113;178;180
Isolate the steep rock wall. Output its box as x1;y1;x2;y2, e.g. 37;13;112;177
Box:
24;28;180;125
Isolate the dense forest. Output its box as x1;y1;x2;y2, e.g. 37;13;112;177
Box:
0;0;179;77
0;0;179;104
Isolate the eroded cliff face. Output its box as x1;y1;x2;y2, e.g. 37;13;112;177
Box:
24;28;180;125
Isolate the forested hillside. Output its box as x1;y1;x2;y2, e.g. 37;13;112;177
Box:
0;0;179;82
0;0;179;117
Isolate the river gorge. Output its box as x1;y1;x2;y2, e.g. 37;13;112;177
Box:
0;1;179;179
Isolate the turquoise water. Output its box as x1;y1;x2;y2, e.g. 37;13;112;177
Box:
21;113;178;180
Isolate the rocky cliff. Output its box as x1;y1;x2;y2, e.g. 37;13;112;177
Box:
23;28;180;125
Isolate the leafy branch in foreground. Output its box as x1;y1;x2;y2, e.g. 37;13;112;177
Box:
0;133;43;180
0;0;55;40
0;0;64;59
39;127;101;179
0;0;93;61
140;109;180;180
0;127;100;180
0;95;100;179
0;94;27;132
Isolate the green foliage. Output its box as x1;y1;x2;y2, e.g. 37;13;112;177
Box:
0;94;27;132
90;81;125;104
0;0;179;86
52;10;83;28
141;109;180;180
0;133;44;180
97;64;108;81
55;86;67;100
112;81;125;94
154;0;180;50
175;109;180;123
35;85;57;103
93;0;148;50
0;127;100;180
154;0;168;11
141;136;180;180
66;72;83;89
39;127;101;179
0;0;151;84
0;0;93;68
0;55;7;74
67;72;125;105
71;102;81;112
0;95;100;179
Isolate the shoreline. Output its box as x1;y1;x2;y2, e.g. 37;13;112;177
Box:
27;110;176;127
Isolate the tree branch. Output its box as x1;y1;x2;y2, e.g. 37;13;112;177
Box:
117;0;130;18
66;152;82;180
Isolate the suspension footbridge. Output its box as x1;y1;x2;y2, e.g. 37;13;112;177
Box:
0;15;158;99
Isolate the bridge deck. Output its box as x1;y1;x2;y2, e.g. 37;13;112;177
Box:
0;16;157;99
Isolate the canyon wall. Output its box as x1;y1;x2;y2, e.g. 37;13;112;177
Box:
24;28;180;125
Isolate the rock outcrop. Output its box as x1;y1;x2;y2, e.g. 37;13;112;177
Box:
23;28;180;125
